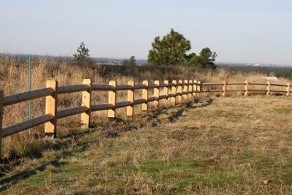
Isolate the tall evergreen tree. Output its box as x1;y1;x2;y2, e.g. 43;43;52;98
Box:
73;42;90;64
148;29;191;66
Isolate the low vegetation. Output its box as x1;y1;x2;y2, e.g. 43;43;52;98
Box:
0;96;291;194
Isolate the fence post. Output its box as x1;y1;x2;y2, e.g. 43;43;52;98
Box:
176;80;182;104
0;90;3;156
188;80;193;100
193;80;198;96
171;80;177;106
222;81;226;97
287;83;290;96
142;80;148;111
45;80;58;139
193;80;196;96
244;80;249;96
183;80;188;101
81;79;92;128
127;81;134;117
108;81;116;118
163;80;169;107
154;80;160;108
197;81;201;93
266;81;271;96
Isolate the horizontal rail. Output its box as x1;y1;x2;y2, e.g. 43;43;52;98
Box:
248;89;267;92
116;85;133;90
203;83;223;86
159;95;168;100
91;103;114;111
270;83;288;87
148;84;159;89
203;90;223;93
249;82;267;86
116;101;132;108
167;94;176;98
133;98;147;105
227;89;245;92
134;84;147;90
57;106;88;119
4;88;54;106
2;114;54;138
226;82;245;85
58;84;89;94
270;90;287;93
148;97;158;102
92;84;115;91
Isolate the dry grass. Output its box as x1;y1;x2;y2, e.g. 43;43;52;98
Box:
0;96;291;194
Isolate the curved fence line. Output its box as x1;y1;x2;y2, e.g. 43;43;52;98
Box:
0;79;202;155
0;79;291;155
202;80;291;97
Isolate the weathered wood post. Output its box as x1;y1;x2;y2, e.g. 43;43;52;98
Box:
188;80;193;100
0;90;3;156
154;80;160;108
141;80;148;111
108;81;116;118
193;80;198;96
222;81;227;97
163;80;169;107
45;80;58;139
81;79;92;128
244;80;249;96
193;80;196;96
266;81;271;96
127;80;134;117
176;80;182;104
171;80;177;106
197;81;201;93
182;80;188;101
287;83;290;96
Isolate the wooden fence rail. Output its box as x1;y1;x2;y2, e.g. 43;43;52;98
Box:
202;80;291;97
0;79;201;153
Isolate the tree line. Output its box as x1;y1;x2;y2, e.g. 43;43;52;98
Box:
74;29;217;69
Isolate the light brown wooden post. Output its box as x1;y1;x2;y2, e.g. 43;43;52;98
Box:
163;80;169;107
81;79;92;128
108;81;116;118
287;83;290;96
45;80;58;139
197;81;201;93
244;80;249;96
222;81;226;97
127;81;134;117
188;80;193;100
176;80;182;104
142;80;148;111
193;80;198;96
154;80;160;108
0;90;3;156
171;80;177;106
266;81;271;96
182;80;188;101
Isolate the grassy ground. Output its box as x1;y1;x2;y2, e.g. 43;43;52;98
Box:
0;96;291;194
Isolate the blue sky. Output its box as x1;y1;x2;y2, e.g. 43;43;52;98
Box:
1;0;292;65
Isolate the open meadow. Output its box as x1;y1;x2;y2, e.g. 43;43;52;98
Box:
0;96;291;194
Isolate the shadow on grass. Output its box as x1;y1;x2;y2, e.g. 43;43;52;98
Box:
0;160;66;192
0;97;213;191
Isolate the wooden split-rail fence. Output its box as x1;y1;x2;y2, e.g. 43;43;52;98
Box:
0;79;291;155
0;79;202;154
202;80;291;97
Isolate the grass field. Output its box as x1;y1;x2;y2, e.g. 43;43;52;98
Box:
0;96;291;194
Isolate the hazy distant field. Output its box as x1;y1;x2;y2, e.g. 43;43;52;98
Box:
1;96;291;194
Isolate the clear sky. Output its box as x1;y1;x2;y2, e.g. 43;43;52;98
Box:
1;0;292;65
